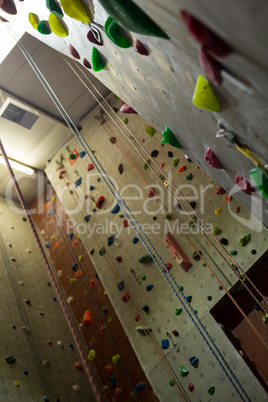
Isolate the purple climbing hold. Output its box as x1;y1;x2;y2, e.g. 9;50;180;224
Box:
83;58;91;69
204;148;223;169
135;40;148;56
69;44;80;59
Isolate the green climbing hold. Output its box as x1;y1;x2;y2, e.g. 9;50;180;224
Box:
194;310;198;314
141;275;146;280
92;47;104;72
69;153;76;160
99;247;106;256
179;285;184;291
230;250;237;255
188;221;195;228
178;365;189;377
46;0;63;18
165;214;172;221
98;0;169;39
97;178;101;182
119;214;124;218
123;118;128;124
136;327;153;336
250;167;268;199
262;313;268;325
169;379;175;387
239;234;251;247
104;16;131;48
173;159;179;167
144;160;151;170
175;307;182;316
48;13;68;36
162;127;181;149
208;386;215;395
145;127;156;137
186;173;193;180
37;21;51;35
138;254;153;263
60;0;90;23
212;227;222;235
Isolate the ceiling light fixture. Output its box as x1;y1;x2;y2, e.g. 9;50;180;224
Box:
0;155;34;175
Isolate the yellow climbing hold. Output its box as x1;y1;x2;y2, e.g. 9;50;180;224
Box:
104;291;107;296
215;208;222;215
51;196;56;201
48;13;68;36
60;0;91;23
192;75;221;112
78;255;83;262
51;236;55;240
15;381;20;387
87;349;96;361
112;354;120;366
28;13;39;30
76;234;80;239
69;278;76;285
107;317;112;323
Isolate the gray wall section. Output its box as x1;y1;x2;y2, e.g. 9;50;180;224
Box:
6;0;268;225
45;94;268;401
0;197;97;401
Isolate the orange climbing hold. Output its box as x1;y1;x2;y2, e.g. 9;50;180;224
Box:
225;196;232;202
83;310;92;326
122;291;130;302
75;270;83;278
105;365;113;373
178;165;187;173
54;242;59;249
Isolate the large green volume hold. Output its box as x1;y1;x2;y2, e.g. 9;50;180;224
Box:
98;0;169;39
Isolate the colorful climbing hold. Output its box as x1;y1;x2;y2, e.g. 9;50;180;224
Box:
208;386;215;395
188;383;195;392
135;39;148;56
146;126;156;137
87;28;103;46
92;47;104;72
60;0;90;23
46;0;63;18
179;365;189;377
161;339;169;349
132;237;139;244
239;234;251;247
48;13;68;36
96;196;105;209
178;165;187;173
162;127;181;148
215;208;222;215
111;203;120;214
82;310;92;326
28;12;39;30
192;76;221;112
213;227;222;235
204;148;223;169
139;254;153;263
199;47;223;85
107;236;114;246
37;21;51;35
104;16;131;48
136;327;152;336
120;104;138;114
175;307;182;316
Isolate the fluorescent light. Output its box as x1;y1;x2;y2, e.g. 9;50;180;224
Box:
0;155;34;175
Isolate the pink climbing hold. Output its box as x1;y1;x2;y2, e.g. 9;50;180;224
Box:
204;148;223;169
83;58;91;69
160;163;165;169
87;28;103;46
116;256;122;262
235;206;240;213
180;10;232;57
59;170;65;179
198;47;222;85
235;175;254;195
135;39;148;56
216;186;225;195
120;104;138;114
69;44;80;59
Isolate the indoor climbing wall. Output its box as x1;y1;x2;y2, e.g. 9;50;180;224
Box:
0;196;98;401
44;93;268;401
2;0;268;225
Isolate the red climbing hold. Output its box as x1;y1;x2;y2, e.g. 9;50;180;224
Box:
135;39;148;56
66;182;70;187
116;256;122;262
69;44;80;59
87;28;103;46
122;291;130;302
188;383;195;392
87;163;94;171
204;148;223;169
96;196;105;209
90;248;95;255
47;340;53;345
172;329;179;337
122;220;128;228
59;170;65;179
235;175;254;195
178;165;187;173
74;362;83;371
198;47;223;86
90;279;95;288
83;58;91;69
135;314;141;322
83;310;92;326
165;263;173;271
120;104;138;114
105;365;113;372
216;186;225;195
180;10;232;57
147;188;155;198
235;206;240;213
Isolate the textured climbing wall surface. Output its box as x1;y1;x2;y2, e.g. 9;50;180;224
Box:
44;93;268;401
0;197;98;401
4;0;268;225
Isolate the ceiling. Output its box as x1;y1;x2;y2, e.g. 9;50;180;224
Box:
0;32;110;203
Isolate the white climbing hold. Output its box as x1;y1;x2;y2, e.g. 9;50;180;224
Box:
72;385;80;392
41;230;45;235
57;341;63;348
21;326;30;333
25;248;31;253
43;360;50;366
67;296;73;304
58;270;62;277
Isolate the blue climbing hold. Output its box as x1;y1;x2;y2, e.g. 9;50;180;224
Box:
186;296;192;303
89;186;95;191
189;356;199;366
68;343;74;349
48;208;53;215
43;397;49;402
52;297;57;302
142;305;149;313
68;233;73;240
95;273;99;279
111;203;120;214
109;375;117;387
146;284;154;291
72;262;78;271
22;370;29;375
161;339;169;350
45;242;50;248
102;307;108;314
75;177;82;188
117;281;124;291
133;237;139;244
108;236;114;246
79;151;86;158
84;215;90;222
134;382;146;392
